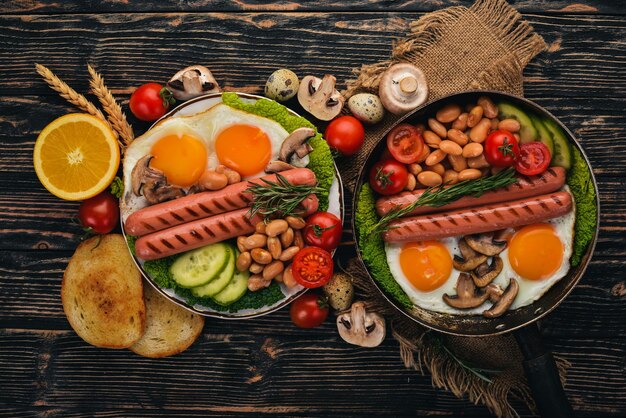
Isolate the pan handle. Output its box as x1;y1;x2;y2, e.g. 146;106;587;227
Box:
514;324;573;418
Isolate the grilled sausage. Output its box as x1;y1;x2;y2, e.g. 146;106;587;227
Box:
135;194;320;261
375;167;566;217
383;191;573;243
125;168;317;236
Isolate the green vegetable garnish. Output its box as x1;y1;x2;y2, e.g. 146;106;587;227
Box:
566;147;598;266
222;92;334;211
368;168;518;238
110;176;124;198
355;183;413;308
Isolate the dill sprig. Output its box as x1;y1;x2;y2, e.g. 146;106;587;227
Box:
367;168;518;237
247;173;324;220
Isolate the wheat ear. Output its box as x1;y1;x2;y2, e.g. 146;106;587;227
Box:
35;64;118;140
87;64;135;148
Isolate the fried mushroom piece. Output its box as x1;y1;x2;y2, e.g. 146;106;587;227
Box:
465;233;507;256
483;279;519;318
166;65;220;100
131;155;185;205
279;127;315;162
337;302;386;348
443;273;490;309
471;256;504;287
453;239;488;272
265;160;296;173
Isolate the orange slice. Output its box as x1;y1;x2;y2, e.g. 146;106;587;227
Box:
33;113;120;201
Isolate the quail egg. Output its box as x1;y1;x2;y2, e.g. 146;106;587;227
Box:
265;69;300;102
348;93;385;124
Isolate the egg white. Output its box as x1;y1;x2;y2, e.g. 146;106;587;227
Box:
385;188;576;315
122;103;309;219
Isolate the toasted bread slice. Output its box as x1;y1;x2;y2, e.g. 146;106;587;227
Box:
130;283;205;358
62;234;146;348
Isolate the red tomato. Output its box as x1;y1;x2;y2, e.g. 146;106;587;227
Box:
292;247;334;288
324;116;365;156
386;124;424;164
484;130;520;167
369;159;408;195
515;142;551;175
290;293;329;328
129;83;174;122
78;191;119;234
303;212;342;252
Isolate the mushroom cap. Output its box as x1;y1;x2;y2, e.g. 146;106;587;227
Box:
483;278;519;318
297;75;345;121
337;302;385;348
378;63;428;115
471;256;504;287
278;127;315;162
465;233;507;256
442;273;490;309
167;65;220;101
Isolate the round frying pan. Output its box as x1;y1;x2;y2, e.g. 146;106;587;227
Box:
352;91;600;417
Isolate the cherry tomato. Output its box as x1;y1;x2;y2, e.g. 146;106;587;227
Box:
129;83;175;122
324;116;365;156
292;247;334;288
290;293;329;328
369;159;408;195
515;142;551;176
78;191;119;234
484;130;520;167
386;123;424;164
303;212;342;252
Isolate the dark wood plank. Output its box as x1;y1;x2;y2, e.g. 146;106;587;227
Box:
1;251;624;340
0;13;624;99
2;0;623;15
0;328;623;416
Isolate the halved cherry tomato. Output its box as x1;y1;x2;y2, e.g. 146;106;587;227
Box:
292;247;334;288
515;142;551;176
484;130;520;167
303;212;342;252
325;116;365;156
386;123;424;164
129;83;175;122
290;293;329;328
369;159;408;195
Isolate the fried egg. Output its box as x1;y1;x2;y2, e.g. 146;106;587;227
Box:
122;103;307;216
385;195;576;315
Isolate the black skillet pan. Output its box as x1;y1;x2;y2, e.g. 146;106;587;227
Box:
352;91;600;418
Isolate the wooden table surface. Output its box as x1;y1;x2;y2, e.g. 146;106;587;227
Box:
1;1;625;416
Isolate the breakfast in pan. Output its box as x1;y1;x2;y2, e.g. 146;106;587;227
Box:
121;91;344;317
354;92;598;327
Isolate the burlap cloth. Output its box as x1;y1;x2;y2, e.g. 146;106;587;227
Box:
338;0;570;416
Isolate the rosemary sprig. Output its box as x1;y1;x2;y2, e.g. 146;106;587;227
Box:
367;168;518;237
247;173;324;220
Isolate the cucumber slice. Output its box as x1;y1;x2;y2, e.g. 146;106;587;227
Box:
212;269;249;306
191;246;236;297
529;114;555;156
170;243;230;288
498;102;538;143
542;118;572;169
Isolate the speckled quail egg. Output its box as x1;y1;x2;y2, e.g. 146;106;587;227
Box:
348;93;385;124
323;272;355;311
264;69;300;102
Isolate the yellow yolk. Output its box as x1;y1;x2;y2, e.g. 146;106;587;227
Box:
508;223;564;280
215;124;271;177
399;241;452;292
150;134;207;187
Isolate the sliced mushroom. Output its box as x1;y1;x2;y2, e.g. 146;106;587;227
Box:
295;143;313;159
167;65;220;100
265;160;295;173
378;63;428;115
485;283;504;303
130;155;185;204
465;233;507;256
337;302;386;348
453;239;488;272
471;256;504;287
297;75;345;121
442;273;490;309
279;127;315;162
483;279;519;318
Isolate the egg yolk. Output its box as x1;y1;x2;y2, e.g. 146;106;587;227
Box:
399;241;452;292
150;134;207;187
508;223;564;281
215;125;271;177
